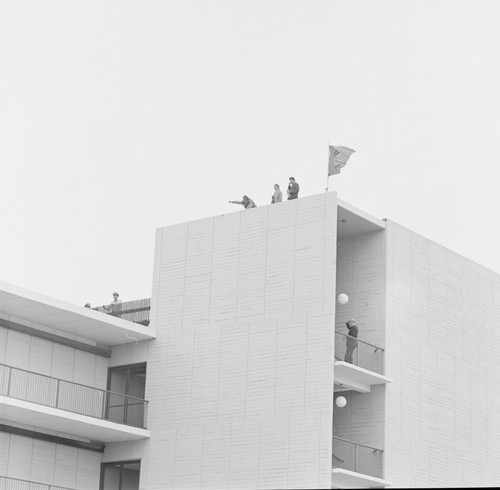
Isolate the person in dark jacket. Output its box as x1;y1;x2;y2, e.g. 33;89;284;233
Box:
344;319;359;363
287;177;300;200
229;195;257;209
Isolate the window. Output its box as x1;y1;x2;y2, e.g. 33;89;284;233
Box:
106;363;146;427
100;460;140;490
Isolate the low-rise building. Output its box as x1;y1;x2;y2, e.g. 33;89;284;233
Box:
1;191;499;489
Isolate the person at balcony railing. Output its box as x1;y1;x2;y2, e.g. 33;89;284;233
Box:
103;292;122;314
345;319;358;363
84;302;91;308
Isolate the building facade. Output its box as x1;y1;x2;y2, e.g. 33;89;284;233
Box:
1;191;499;489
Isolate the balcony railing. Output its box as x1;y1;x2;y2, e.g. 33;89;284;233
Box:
332;436;384;479
93;298;151;326
0;476;74;490
334;331;384;374
0;364;148;429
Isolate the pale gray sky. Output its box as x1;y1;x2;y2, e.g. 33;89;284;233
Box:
1;0;499;307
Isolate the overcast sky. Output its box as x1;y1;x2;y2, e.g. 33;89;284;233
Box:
1;0;499;307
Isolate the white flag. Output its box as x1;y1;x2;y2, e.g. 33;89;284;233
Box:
328;145;355;176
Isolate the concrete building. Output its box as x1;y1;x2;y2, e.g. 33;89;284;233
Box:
1;191;499;489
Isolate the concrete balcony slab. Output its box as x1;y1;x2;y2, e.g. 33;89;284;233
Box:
334;361;393;393
0;280;156;346
0;395;150;443
332;468;392;488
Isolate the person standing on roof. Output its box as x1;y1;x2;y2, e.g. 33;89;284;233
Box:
229;195;257;209
287;177;300;200
271;184;282;204
103;292;122;313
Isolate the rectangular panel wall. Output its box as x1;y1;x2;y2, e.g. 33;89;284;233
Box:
143;193;338;489
0;432;101;489
384;220;500;487
0;325;108;388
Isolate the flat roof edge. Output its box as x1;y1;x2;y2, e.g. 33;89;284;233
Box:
337;198;386;230
0;280;156;341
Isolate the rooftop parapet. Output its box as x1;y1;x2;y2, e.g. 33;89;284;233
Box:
0;281;155;346
93;298;151;326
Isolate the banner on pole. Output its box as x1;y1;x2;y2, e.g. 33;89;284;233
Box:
328;145;355;176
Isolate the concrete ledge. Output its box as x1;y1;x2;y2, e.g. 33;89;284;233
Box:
334;361;393;393
332;468;392;488
0;395;151;443
0;280;156;346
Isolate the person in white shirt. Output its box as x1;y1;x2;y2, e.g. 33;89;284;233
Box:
271;184;282;204
103;292;122;313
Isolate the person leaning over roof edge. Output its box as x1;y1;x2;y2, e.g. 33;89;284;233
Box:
229;195;257;209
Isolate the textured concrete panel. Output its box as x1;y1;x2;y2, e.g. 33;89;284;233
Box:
145;193;338;489
384;220;500;487
0;433;100;489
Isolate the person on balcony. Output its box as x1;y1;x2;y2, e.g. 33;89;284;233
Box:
345;319;358;363
271;184;282;204
287;177;300;200
229;195;257;209
103;292;122;314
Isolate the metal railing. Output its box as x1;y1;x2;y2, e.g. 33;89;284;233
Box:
93;298;151;326
332;436;384;479
0;364;148;429
0;476;74;490
334;331;384;374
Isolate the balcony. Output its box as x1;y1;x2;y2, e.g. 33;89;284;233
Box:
0;364;150;443
0;476;74;490
334;332;392;393
332;436;392;488
0;281;156;347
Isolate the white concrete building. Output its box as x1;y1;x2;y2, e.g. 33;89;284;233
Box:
1;191;499;489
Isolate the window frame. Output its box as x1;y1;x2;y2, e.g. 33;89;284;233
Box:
99;459;141;490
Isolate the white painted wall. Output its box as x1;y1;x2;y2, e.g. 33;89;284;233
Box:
0;323;107;488
384;220;500;487
335;230;386;352
0;432;101;489
109;341;150;368
143;193;338;489
0;324;108;389
333;229;387;481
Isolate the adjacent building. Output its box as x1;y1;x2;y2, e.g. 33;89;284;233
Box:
1;191;499;489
